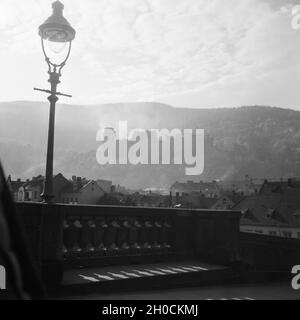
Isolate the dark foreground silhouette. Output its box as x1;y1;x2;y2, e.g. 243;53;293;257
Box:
0;162;45;300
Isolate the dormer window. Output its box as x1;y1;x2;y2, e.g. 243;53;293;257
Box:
266;208;286;223
293;210;300;218
242;209;257;221
266;209;276;219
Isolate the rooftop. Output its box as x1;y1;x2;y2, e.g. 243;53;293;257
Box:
235;194;300;227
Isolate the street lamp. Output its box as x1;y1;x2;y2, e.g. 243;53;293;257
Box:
35;1;76;203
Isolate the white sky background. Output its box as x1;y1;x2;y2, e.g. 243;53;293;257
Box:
0;0;300;109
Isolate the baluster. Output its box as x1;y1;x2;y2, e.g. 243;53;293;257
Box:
158;220;165;250
105;219;120;254
88;219;96;254
128;219;141;252
117;218;130;253
63;216;81;259
162;220;172;251
94;217;108;255
63;217;72;258
153;221;162;251
72;218;83;257
79;217;96;256
143;220;153;251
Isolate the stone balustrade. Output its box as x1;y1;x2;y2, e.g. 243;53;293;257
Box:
62;215;173;260
15;202;241;288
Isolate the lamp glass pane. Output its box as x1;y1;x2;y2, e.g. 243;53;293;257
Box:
49;41;67;54
43;38;70;65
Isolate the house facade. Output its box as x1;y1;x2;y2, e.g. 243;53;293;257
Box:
62;179;105;205
17;175;44;202
218;177;263;196
170;180;220;198
13;173;71;203
132;192;170;208
171;192;216;209
6;176;25;202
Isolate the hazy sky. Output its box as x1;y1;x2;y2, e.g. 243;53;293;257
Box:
0;0;300;109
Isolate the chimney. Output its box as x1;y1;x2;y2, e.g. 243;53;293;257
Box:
176;192;180;204
77;177;82;189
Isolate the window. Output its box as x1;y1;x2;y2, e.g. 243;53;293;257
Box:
282;231;292;238
269;231;277;236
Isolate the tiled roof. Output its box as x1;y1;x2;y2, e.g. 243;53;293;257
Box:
61;180;104;194
222;193;246;205
234;195;300;227
22;175;44;189
259;179;300;196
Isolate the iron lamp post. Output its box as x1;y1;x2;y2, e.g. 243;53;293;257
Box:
36;0;76;203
